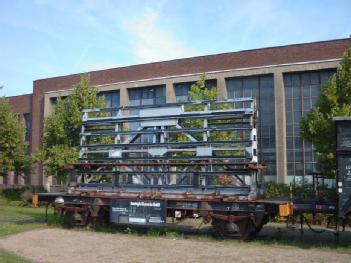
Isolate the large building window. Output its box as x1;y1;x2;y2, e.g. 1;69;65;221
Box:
226;75;276;176
129;85;166;106
50;92;120;109
23;113;31;142
50;96;67;107
99;91;120;108
174;79;217;102
284;69;335;180
128;85;166;143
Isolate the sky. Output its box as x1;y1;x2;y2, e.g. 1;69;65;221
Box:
0;0;350;97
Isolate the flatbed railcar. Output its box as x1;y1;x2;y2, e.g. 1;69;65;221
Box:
37;99;351;240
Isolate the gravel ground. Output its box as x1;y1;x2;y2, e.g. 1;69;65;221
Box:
0;228;350;263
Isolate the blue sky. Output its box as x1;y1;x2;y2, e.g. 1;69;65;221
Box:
0;0;350;97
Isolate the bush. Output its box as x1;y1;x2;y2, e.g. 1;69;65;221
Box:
1;187;28;201
263;181;290;199
262;181;330;201
262;181;339;226
1;186;46;202
293;183;316;200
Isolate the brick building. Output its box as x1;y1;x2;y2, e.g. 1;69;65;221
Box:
3;38;351;188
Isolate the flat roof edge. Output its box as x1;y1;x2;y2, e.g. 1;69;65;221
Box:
34;38;351;83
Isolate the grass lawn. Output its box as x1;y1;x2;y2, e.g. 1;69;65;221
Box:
1;194;351;257
0;248;33;263
0;197;47;237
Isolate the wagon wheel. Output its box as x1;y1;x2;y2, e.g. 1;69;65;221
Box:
211;215;265;241
211;218;239;238
63;208;91;227
251;222;264;236
235;217;258;241
63;210;75;227
250;214;269;237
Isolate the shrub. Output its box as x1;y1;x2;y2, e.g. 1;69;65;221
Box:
262;181;290;199
1;187;28;201
262;181;330;201
1;186;46;202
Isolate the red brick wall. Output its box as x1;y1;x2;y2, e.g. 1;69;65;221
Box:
8;94;32;115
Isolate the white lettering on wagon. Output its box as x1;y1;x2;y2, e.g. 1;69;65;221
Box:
130;201;161;207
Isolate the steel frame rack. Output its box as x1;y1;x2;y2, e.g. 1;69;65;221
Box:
73;98;260;193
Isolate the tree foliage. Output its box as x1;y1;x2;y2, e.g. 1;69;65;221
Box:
174;74;238;185
301;48;351;178
180;74;236;143
0;96;29;177
187;74;218;102
37;75;105;181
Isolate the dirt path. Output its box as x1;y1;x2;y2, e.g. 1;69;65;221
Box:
0;228;349;263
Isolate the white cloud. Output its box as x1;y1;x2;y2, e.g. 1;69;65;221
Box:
124;8;196;63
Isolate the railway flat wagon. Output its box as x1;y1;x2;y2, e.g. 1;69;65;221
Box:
38;99;351;240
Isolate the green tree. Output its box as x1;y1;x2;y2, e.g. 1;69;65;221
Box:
175;73;236;144
301;48;351;178
187;73;218;102
0;94;29;180
37;75;105;182
174;74;239;186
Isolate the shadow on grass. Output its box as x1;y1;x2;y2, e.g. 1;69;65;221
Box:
91;219;351;253
0;205;52;236
252;224;351;252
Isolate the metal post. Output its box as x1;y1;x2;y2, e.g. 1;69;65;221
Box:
299;214;304;242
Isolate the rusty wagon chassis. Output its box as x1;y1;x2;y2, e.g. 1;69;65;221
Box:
37;99;350;240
